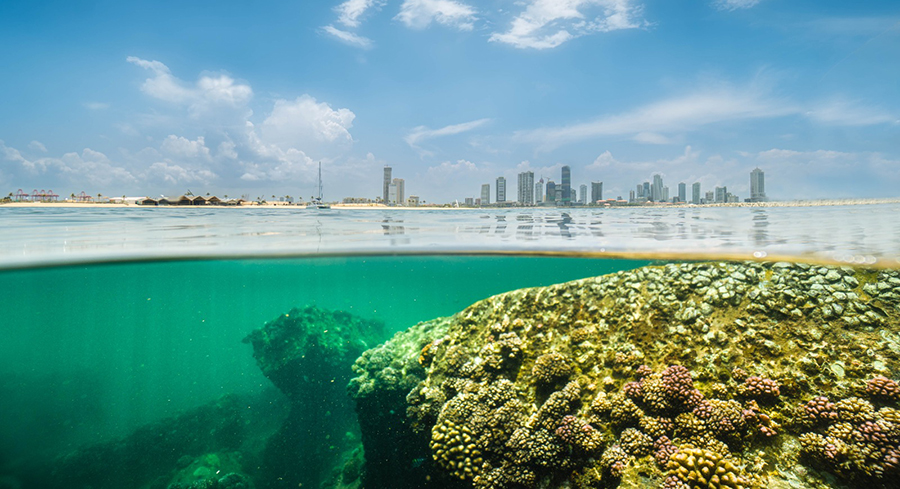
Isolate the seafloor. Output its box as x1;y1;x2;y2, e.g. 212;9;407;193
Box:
45;261;900;489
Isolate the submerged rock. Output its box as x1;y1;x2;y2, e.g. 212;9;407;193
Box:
349;261;900;489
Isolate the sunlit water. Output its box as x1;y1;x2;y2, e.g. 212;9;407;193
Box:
1;205;898;488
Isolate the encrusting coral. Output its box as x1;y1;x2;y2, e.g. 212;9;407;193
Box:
347;261;900;488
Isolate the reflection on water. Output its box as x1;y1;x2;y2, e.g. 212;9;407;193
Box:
1;204;899;267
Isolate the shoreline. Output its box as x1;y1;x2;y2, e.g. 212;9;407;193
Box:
1;197;899;210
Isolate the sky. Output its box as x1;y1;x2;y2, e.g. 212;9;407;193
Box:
0;0;898;203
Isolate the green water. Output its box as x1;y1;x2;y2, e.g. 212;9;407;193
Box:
0;255;648;467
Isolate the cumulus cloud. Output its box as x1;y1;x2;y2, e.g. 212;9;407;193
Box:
127;56;252;117
1;140;137;188
322;25;374;49
713;0;761;11
489;0;646;49
259;95;355;150
395;0;477;30
142;162;217;186
160;135;212;160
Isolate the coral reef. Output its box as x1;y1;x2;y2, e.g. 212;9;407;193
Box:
348;261;900;488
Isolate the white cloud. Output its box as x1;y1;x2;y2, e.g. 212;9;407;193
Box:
713;0;760;11
1;140;137;188
517;85;795;150
160;135;212;160
405;118;491;153
322;25;375;49
218;140;238;159
260;95;355;150
395;0;477;31
489;0;645;50
127;56;252;117
83;102;110;110
28;141;48;152
143;162;217;186
805;99;897;126
336;0;384;27
633;132;674;145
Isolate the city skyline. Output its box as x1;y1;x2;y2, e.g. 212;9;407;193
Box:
1;2;898;203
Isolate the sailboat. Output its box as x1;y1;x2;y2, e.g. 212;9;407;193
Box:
306;162;331;209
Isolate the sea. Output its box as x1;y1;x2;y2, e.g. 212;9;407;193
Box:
0;204;898;489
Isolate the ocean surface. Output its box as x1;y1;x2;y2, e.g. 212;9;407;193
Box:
0;204;898;489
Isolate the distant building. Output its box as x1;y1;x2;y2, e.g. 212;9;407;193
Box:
481;184;491;205
496;177;507;203
518;171;535;205
592;181;603;203
662;186;669;202
383;166;392;205
464;197;474;206
678;182;686;203
535;178;544;204
629;190;635;202
692;182;701;205
389;178;405;204
571;187;577;203
579;184;588;204
643;182;650;199
546;180;557;203
651;174;664;202
715;186;727;204
750;168;766;202
561;166;572;204
705;190;714;204
407;195;420;206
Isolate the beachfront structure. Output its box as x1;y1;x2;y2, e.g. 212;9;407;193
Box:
383;166;392;205
750;168;766;202
407;195;420;206
517;171;534;205
496;177;507;203
481;184;490;205
692;182;701;205
535;179;543;204
561;166;571;205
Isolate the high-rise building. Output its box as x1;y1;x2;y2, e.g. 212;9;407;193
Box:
705;191;714;204
561;166;571;204
715;186;727;203
518;171;535;205
662;186;669;202
678;182;686;203
750;168;766;202
651;174;664;202
636;184;643;199
629;190;635;202
496;177;507;203
692;182;701;204
643;182;650;199
481;184;491;205
579;184;588;204
388;178;405;204
592;182;603;203
535;178;544;204
382;166;392;205
546;180;556;203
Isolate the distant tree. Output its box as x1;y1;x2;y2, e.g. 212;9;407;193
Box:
206;192;210;196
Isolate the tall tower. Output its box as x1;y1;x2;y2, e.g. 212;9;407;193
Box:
592;182;603;203
651;174;664;202
750;168;766;202
382;166;392;205
692;182;701;204
545;180;556;203
535;178;544;204
481;184;491;205
561;166;572;205
517;171;534;205
496;177;507;203
579;184;587;204
678;182;686;203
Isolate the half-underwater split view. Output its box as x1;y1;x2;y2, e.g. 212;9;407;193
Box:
2;1;900;489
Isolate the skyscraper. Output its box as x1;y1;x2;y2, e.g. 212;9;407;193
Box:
545;180;556;203
518;171;535;205
561;166;572;204
651;174;664;202
750;168;766;202
535;178;544;204
389;178;405;204
636;184;643;199
692;182;701;205
382;166;392;205
496;177;507;203
715;186;727;203
678;182;686;203
481;184;490;205
579;184;588;204
592;182;603;203
643;182;650;199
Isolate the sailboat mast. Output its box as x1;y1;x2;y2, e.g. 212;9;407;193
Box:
317;162;323;200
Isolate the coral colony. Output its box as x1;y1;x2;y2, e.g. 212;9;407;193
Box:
349;261;900;488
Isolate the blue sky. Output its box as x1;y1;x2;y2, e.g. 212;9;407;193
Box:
1;0;898;202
